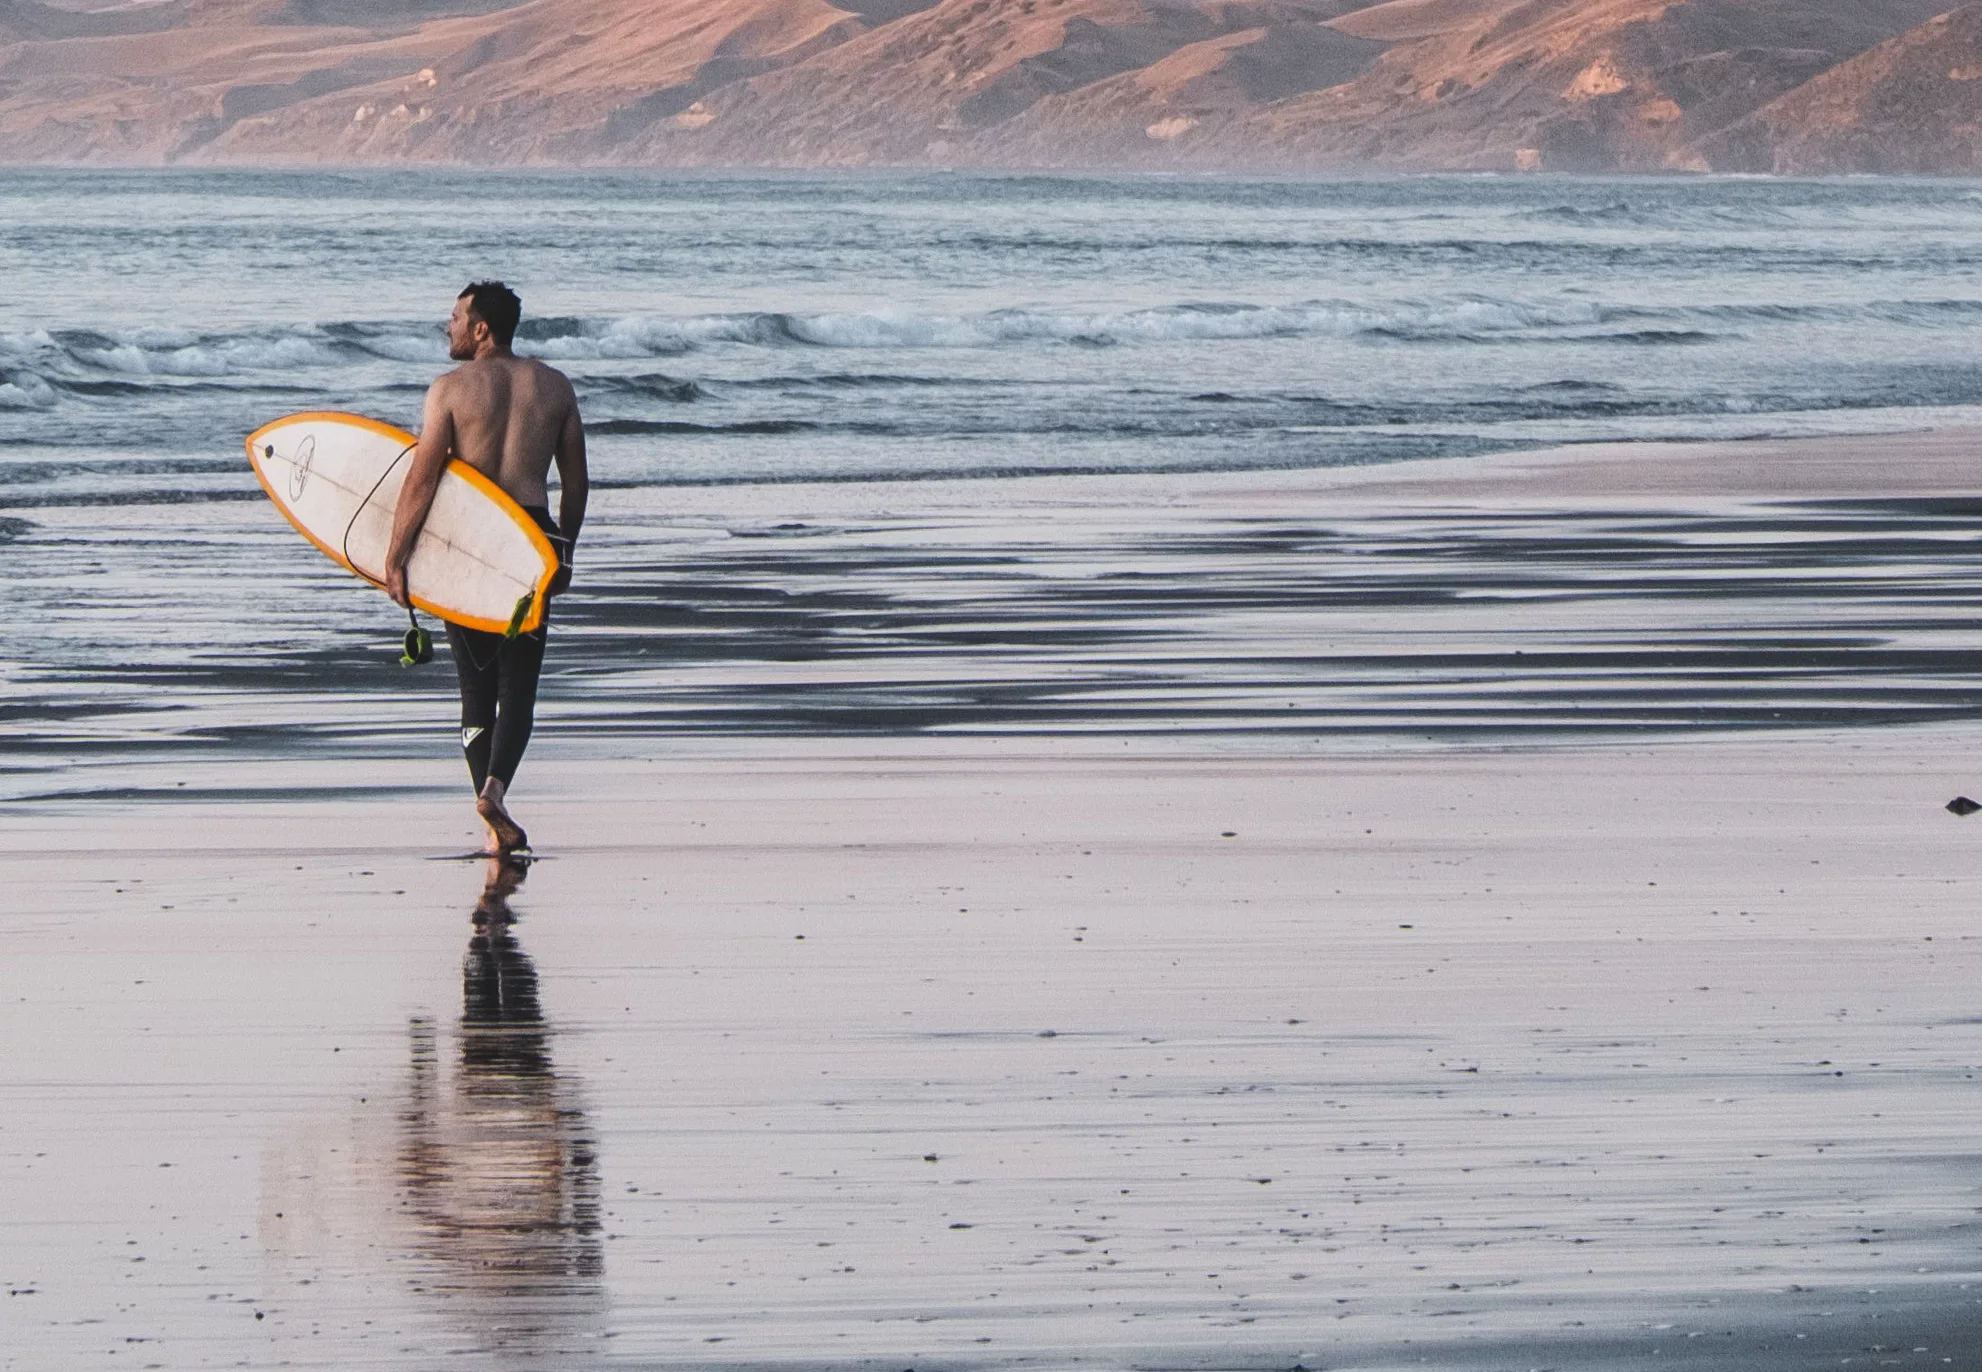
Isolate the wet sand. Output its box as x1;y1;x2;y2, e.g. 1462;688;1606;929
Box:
18;429;1982;773
8;433;1982;1369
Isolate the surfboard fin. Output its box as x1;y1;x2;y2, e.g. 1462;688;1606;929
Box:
503;591;535;640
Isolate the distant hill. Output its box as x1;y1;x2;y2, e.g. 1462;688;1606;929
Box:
0;0;1976;169
1219;0;1954;172
1697;4;1982;172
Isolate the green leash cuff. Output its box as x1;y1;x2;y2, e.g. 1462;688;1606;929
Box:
400;606;432;667
503;591;535;640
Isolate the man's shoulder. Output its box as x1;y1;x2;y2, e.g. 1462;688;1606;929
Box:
523;356;575;389
521;358;578;411
427;362;474;395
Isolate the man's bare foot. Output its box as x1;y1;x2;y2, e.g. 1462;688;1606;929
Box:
476;777;529;855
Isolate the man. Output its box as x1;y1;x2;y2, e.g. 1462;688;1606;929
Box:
386;281;587;856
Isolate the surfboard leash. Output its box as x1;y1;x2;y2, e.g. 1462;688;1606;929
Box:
343;441;413;589
342;442;433;667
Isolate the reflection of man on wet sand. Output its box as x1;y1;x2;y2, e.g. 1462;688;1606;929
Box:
398;859;604;1345
386;281;587;856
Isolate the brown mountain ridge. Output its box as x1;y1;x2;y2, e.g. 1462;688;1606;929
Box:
1;0;1978;169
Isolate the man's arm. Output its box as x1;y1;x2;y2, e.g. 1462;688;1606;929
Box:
550;388;587;595
384;382;456;608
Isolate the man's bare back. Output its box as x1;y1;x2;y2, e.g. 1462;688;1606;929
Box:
422;351;581;509
385;282;588;856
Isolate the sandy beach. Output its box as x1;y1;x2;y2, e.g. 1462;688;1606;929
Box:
9;431;1982;1370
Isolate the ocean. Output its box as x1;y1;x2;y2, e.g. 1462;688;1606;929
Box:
8;169;1982;773
11;171;1982;491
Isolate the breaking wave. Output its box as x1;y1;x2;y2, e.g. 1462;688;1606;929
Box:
12;292;1982;409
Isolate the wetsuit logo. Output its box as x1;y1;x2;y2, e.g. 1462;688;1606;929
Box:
462;726;484;749
289;435;316;502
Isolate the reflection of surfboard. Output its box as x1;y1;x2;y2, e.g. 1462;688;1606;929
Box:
245;411;556;635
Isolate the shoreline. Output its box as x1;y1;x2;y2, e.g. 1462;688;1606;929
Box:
22;421;1982;785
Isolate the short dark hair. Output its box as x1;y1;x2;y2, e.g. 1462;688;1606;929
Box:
459;280;521;347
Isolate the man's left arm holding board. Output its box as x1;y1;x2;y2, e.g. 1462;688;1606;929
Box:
384;380;456;608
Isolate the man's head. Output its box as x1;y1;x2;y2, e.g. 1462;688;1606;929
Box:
449;281;522;361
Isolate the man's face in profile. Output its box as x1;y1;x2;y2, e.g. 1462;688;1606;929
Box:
446;295;482;361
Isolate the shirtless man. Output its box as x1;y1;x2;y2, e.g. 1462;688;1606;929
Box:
385;281;587;856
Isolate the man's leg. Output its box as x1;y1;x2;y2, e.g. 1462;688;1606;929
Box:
461;614;547;855
487;620;548;791
444;621;501;794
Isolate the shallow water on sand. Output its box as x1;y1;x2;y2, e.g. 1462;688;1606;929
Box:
14;478;1982;797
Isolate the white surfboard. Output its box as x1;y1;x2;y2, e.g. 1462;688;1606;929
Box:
245;411;557;636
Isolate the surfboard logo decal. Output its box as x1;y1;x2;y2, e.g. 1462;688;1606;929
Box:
289;435;317;502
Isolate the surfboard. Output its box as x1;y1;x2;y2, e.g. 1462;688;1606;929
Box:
245;411;557;636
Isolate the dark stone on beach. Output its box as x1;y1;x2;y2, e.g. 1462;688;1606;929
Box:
1947;796;1981;816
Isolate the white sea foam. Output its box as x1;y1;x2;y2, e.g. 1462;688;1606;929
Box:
524;316;700;359
73;332;345;376
0;328;61;362
76;342;157;374
0;374;57;409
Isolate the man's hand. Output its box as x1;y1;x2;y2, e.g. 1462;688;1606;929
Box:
385;560;412;608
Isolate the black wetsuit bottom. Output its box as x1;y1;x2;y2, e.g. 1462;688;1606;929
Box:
446;506;562;793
